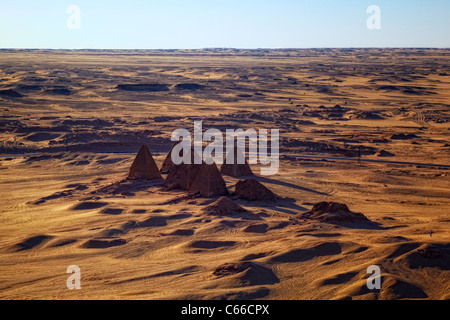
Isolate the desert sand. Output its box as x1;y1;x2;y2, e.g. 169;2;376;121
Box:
0;48;449;300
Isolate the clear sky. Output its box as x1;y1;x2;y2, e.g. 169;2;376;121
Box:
0;0;449;49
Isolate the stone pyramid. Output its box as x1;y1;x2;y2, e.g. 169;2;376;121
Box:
220;146;254;177
160;141;180;173
163;147;203;191
128;144;162;180
188;162;229;198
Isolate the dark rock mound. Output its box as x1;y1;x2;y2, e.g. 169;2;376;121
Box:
16;85;43;92
386;133;418;140
45;86;71;95
0;89;23;98
242;223;268;233
116;84;169;92
380;277;428;299
174;83;204;91
403;243;450;271
347;110;384;120
376;150;395;157
234;179;278;202
25;132;61;142
213;261;279;286
61;118;114;127
296;202;369;223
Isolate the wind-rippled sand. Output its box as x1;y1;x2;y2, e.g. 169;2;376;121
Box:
0;49;449;300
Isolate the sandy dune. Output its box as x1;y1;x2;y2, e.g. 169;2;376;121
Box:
0;49;449;300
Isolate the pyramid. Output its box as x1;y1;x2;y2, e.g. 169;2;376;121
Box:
295;202;369;223
234;179;278;202
188;162;229;198
202;196;247;216
128;145;162;180
220;146;254;177
163;147;203;191
160;141;180;173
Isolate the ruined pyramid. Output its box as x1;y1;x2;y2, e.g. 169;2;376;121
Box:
188;162;229;198
295;202;369;223
220;146;254;177
128;144;162;180
202;196;247;216
234;178;278;202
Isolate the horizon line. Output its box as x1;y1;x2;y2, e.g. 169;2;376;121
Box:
1;47;450;51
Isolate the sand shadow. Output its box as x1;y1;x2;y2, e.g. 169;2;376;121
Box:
72;201;108;210
131;209;147;214
242;223;269;233
240;196;308;216
49;238;78;247
169;229;195;236
320;271;359;285
268;242;342;263
331;220;385;230
189;240;236;249
100;208;124;215
82;238;127;249
136;216;168;228
13;235;53;251
213;261;279;286
95;178;163;196
33;190;72;205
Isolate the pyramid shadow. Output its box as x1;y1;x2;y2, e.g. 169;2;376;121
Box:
256;176;329;196
96;178;163;196
242;198;308;216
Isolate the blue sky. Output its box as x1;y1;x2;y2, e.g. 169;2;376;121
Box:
0;0;449;49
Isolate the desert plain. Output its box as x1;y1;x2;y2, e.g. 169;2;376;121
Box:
0;48;449;300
